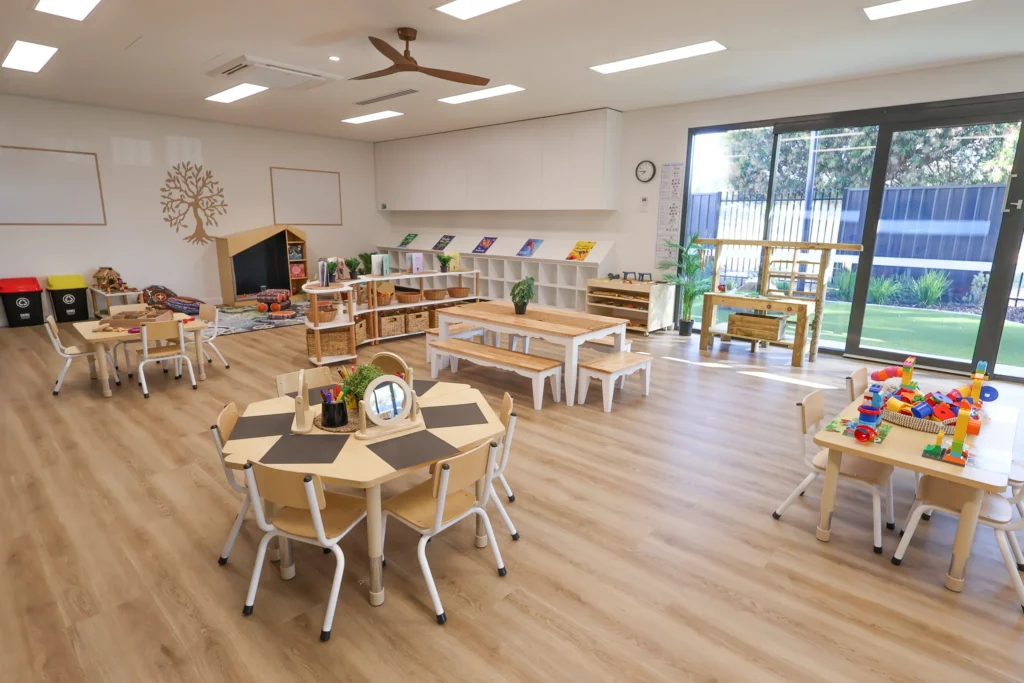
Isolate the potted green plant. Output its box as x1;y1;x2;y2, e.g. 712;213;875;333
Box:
326;260;339;282
437;253;454;273
344;257;362;280
659;236;712;336
343;363;384;402
510;276;535;315
358;252;375;277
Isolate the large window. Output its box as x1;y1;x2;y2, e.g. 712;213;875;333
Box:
680;94;1024;379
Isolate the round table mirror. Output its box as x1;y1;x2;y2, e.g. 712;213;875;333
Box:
363;375;413;427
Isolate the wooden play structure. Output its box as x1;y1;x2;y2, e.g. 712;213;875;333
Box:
215;224;307;306
696;239;862;366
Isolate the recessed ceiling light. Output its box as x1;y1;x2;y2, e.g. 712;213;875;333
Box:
342;110;404;124
590;40;727;74
436;0;522;20
863;0;972;20
34;0;102;21
2;40;58;73
439;84;524;104
206;83;268;103
329;55;341;62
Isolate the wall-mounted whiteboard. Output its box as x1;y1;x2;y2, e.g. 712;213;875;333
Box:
0;146;106;225
270;166;343;226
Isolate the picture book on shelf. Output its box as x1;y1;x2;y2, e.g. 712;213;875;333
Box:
473;237;497;254
448;252;461;270
290;262;306;279
432;235;455;251
398;233;418;247
406;252;424;273
517;239;543;257
287;243;304;261
566;241;596;261
371;253;391;276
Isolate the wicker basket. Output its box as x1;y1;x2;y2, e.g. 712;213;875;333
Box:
396;291;421;304
882;409;957;433
406;311;429;333
424;289;447;301
354;318;367;345
376;292;394;306
306;327;354;358
447;287;470;298
379;314;405;338
312;303;338;324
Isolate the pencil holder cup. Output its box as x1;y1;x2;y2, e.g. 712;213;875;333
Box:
322;401;349;428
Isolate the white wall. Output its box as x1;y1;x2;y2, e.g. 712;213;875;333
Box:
0;94;384;323
382;55;1024;275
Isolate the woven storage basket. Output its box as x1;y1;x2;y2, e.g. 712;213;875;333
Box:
447;287;470;298
312;303;338;324
882;410;957;433
424;289;447;301
354;318;367;345
306;327;354;358
396;291;421;304
406;311;429;333
376;292;394;306
379;314;405;338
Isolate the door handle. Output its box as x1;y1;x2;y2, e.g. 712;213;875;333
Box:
1005;200;1024;213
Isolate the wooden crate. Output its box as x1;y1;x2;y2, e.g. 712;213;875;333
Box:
727;312;789;341
379;314;405;338
306;327;354;358
354;318;367;345
100;309;171;328
406;311;429;333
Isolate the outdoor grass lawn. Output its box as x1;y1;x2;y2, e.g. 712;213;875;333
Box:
693;299;1024;367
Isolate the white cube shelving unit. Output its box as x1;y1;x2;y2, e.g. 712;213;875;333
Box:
379;235;614;312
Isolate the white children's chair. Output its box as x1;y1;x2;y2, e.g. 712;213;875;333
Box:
242;461;367;641
488;392;520;540
276;367;334;397
136;320;196;398
210;403;252;566
108;303;147;378
184;303;229;369
772;389;896;554
382;441;506;624
44;315;119;395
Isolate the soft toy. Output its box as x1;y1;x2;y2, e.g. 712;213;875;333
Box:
165;296;203;316
255;288;292;313
142;285;177;309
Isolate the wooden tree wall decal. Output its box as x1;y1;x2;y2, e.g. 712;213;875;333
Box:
159;162;228;245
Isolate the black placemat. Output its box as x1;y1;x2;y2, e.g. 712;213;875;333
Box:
230;413;296;440
366;430;459;470
260;434;349;465
413;379;438;395
421;403;488;429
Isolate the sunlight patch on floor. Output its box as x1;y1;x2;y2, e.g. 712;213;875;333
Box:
737;370;838;389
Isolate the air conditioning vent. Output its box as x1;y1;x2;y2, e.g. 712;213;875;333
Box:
209;55;342;90
355;89;418;106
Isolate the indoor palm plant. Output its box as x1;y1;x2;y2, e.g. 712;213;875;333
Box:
510;276;535;315
659;236;712;336
437;253;454;273
344;257;362;280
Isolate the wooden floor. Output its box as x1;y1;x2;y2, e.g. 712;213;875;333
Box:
4;322;1024;683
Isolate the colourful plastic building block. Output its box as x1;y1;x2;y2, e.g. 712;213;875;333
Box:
911;402;933;419
967;419;981;436
923;443;943;457
931;404;955;421
886;397;908;413
948;389;963;402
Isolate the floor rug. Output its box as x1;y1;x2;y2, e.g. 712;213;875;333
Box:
215;303;310;336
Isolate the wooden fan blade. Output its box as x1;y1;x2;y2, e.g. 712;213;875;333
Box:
350;64;414;80
368;36;409;65
417;66;490;86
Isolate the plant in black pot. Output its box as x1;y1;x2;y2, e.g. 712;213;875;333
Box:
357;252;375;277
344;257;362;280
437;253;454;273
510;276;535;315
659;236;712;336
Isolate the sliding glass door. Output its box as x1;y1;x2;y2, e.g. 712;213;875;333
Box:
846;120;1024;372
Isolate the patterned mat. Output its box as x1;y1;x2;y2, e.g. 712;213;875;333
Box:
215;302;310;336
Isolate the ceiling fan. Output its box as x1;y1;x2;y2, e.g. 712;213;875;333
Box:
350;28;490;86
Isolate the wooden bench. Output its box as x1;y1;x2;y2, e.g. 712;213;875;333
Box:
577;352;651;412
424;324;488;364
430;338;562;410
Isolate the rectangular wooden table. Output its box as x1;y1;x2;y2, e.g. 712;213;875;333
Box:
437;301;627;407
72;313;209;397
814;400;1018;592
698;292;812;367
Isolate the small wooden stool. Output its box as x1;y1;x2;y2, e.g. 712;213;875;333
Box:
577;352;651;412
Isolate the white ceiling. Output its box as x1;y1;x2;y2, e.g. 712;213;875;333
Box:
1;0;1022;143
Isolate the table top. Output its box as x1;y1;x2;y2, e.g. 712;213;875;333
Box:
73;312;207;342
440;301;625;338
813;399;1018;493
222;380;504;488
703;292;813;309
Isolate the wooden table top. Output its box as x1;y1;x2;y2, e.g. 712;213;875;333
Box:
441;301;625;338
703;292;813;309
73;312;207;342
222;380;504;488
814;399;1018;493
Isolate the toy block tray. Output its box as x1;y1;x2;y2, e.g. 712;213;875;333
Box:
100;309;172;329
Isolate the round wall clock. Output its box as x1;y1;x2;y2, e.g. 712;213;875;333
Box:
636;160;656;183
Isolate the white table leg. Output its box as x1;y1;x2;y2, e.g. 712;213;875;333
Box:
438;315;452;341
563;341;579;407
613;327;626;351
578;370;590;405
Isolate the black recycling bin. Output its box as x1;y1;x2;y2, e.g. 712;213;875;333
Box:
46;274;90;322
0;277;44;327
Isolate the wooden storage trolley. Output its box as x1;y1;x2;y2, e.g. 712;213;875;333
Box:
585;278;675;335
